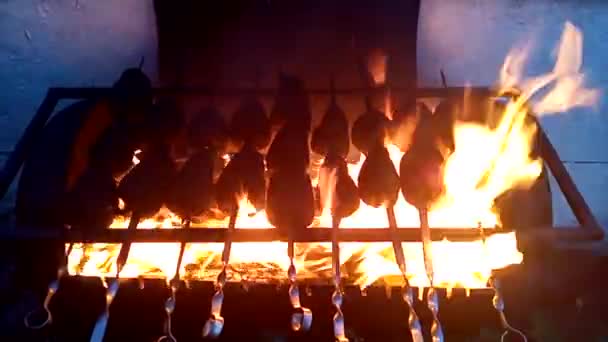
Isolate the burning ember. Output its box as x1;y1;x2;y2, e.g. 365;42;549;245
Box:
66;22;598;293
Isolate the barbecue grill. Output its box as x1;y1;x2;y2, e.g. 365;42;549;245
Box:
0;83;604;342
1;0;606;340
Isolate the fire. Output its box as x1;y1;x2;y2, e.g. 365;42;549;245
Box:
67;22;598;290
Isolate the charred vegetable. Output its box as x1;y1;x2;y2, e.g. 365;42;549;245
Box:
351;99;389;155
389;102;431;153
266;170;315;232
62;166;117;229
166;148;215;218
311;81;349;159
229;97;272;152
215;145;266;214
188;106;229;153
318;156;359;219
399;145;446;211
266;122;310;172
269;73;312;132
358;144;400;208
118;145;177;217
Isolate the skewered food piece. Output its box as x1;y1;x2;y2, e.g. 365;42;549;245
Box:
389;102;431;153
311;87;349;159
166;148;215;218
399;145;446;210
269;73;312;132
351;100;389;155
143;97;187;147
318;156;360;219
266;122;310;172
188;106;229;153
266;170;315;233
215;145;266;214
229;97;272;152
62;166;117;229
118;145;177;217
358;144;400;208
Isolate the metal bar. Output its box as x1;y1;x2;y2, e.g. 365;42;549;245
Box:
537;127;604;239
48;86;494;99
0;226;597;243
0;89;59;200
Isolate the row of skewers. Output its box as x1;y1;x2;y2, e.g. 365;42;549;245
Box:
29;72;483;342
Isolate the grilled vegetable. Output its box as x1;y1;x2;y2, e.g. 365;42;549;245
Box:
318;156;359;219
351;100;389;155
357;144;400;208
143;98;186;147
118;145;177;217
389;102;431;153
62;167;117;229
266;170;315;233
215;145;266;214
399;145;446;210
166;148;215;218
188;106;229;153
266;122;310;172
229;97;272;152
269;73;312;132
311;85;349;159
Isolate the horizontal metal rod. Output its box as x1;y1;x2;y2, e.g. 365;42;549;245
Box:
50;86;495;99
0;226;600;244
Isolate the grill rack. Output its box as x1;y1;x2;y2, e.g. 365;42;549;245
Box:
0;85;603;245
0;85;604;342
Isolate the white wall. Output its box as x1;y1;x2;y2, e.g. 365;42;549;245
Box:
0;0;157;212
0;0;158;151
418;0;608;230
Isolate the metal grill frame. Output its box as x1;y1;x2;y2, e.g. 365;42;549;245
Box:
0;86;603;246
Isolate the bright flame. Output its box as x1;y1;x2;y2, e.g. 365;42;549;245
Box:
68;22;598;290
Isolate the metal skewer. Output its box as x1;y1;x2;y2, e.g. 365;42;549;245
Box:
286;226;313;332
24;240;74;330
157;218;191;342
202;209;238;338
90;212;140;342
478;224;528;342
330;215;348;342
386;207;424;342
418;208;444;342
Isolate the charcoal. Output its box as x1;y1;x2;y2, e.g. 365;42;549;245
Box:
266;170;315;233
357;144;399;208
215;145;266;214
166;149;215;218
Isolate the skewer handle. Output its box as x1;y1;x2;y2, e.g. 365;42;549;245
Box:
158;219;190;342
386;207;424;342
417;208;444;342
286;223;312;332
331;216;348;342
24;243;74;330
90;279;120;342
202;210;237;338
